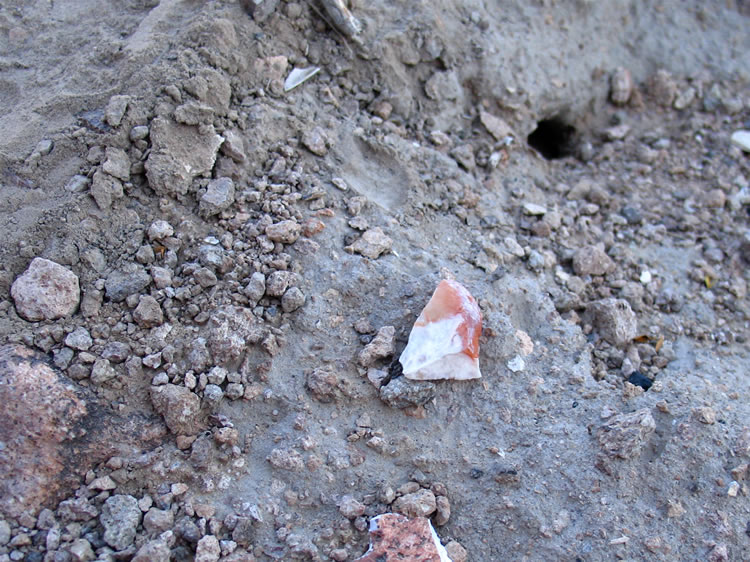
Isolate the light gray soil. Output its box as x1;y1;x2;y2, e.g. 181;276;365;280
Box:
0;1;749;561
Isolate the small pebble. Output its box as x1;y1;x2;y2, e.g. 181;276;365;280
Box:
506;355;525;373
730;130;750;152
627;371;653;391
727;481;740;497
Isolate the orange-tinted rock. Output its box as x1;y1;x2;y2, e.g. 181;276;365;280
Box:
399;280;482;380
355;514;451;562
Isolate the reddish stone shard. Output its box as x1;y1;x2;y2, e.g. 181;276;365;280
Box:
399;280;482;380
355;513;452;562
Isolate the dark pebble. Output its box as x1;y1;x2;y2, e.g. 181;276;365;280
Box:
25;552;44;562
232;517;256;546
32;531;47;547
627;371;653;390
620;206;642;224
83;531;106;549
388;358;403;379
470;468;484;479
172;546;193;561
77;109;112;133
175;517;201;544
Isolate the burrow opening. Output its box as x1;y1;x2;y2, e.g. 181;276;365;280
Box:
527;117;577;159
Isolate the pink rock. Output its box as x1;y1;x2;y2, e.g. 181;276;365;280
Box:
355;513;451;562
0;345;87;518
11;258;80;321
399;280;482;380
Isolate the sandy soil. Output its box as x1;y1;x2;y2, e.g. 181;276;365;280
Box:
0;1;749;560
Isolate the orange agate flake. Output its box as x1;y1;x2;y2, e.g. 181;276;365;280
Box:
399;280;482;381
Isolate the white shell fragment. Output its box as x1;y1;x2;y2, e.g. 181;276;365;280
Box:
284;67;321;92
399;280;482;381
506;355;525;373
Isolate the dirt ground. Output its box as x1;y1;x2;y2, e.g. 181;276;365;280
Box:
1;1;749;560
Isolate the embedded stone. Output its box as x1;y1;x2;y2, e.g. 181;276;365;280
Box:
145;117;224;197
610;67;633;105
11;258;80;321
586;298;637;347
598;408;655;459
345;227;393;259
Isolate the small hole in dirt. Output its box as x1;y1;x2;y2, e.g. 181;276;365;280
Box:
527;117;577;159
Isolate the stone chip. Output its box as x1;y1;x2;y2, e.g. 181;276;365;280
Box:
598;408;655;459
345;227;393;259
392;489;437;519
358;326;395;367
266;220;301;244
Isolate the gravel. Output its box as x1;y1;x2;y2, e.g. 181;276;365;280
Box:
281;286;305;312
345;227;393;259
586;298;638;347
572;245;615;276
102;147;130;181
